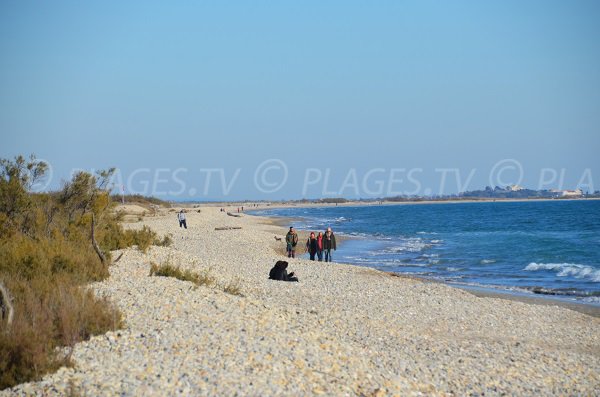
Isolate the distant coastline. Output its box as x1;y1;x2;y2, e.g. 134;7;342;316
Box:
175;196;600;210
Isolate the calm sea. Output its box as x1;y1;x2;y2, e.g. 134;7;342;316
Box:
251;200;600;305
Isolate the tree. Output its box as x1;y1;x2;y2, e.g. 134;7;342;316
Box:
0;155;47;236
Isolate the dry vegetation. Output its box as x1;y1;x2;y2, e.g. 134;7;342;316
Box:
149;259;243;296
0;155;170;390
149;261;215;288
113;194;171;208
222;279;243;296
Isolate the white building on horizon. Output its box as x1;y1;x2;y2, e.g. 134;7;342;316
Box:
561;189;583;197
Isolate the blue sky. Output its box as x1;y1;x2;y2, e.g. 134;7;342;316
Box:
1;1;599;200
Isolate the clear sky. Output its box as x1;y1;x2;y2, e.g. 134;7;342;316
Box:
1;1;599;200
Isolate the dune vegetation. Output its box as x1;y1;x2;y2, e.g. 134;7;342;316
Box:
0;155;169;390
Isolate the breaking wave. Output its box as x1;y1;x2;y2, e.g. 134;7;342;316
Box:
524;263;600;283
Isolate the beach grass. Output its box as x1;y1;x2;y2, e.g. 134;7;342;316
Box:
222;278;243;296
149;261;216;287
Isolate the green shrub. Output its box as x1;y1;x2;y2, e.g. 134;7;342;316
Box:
128;226;156;253
100;225;164;254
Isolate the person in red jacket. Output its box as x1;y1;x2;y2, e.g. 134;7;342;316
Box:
316;232;324;261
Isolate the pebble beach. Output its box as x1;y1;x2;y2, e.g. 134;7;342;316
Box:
3;207;599;396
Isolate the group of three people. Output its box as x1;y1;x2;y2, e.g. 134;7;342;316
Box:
285;226;337;262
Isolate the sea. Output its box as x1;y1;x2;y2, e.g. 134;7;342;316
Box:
251;200;600;305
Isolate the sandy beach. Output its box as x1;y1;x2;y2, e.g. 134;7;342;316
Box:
3;207;599;396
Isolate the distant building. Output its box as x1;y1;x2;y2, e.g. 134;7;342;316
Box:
561;189;583;197
506;185;524;191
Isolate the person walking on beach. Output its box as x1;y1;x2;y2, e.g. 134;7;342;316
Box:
323;227;336;262
178;210;187;229
285;227;299;258
305;232;318;261
316;232;324;261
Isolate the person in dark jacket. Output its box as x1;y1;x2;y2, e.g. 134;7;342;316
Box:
323;227;336;262
268;260;298;282
285;227;299;258
305;232;318;261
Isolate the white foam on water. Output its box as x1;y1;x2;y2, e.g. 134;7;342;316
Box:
345;232;370;238
582;296;600;304
370;259;430;267
388;238;431;253
480;259;497;265
318;216;350;224
524;262;600;283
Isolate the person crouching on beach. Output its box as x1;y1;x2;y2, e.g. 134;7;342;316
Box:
316;232;324;261
269;260;299;282
285;227;299;258
305;232;318;261
323;227;336;262
178;210;187;229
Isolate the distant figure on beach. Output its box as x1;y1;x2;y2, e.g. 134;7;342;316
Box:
316;232;324;261
268;260;298;282
305;232;318;261
323;227;336;262
285;227;299;258
177;210;187;229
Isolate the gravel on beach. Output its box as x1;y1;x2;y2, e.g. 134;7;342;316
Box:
3;207;599;396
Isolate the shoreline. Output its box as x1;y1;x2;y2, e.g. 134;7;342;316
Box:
454;284;600;318
247;209;600;316
6;206;598;395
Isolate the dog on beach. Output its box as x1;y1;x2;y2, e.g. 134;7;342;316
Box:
274;236;282;241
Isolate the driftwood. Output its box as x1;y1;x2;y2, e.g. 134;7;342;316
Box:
0;281;14;328
215;226;242;231
91;213;107;265
226;212;242;218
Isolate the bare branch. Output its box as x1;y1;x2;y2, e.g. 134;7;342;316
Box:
91;213;107;265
